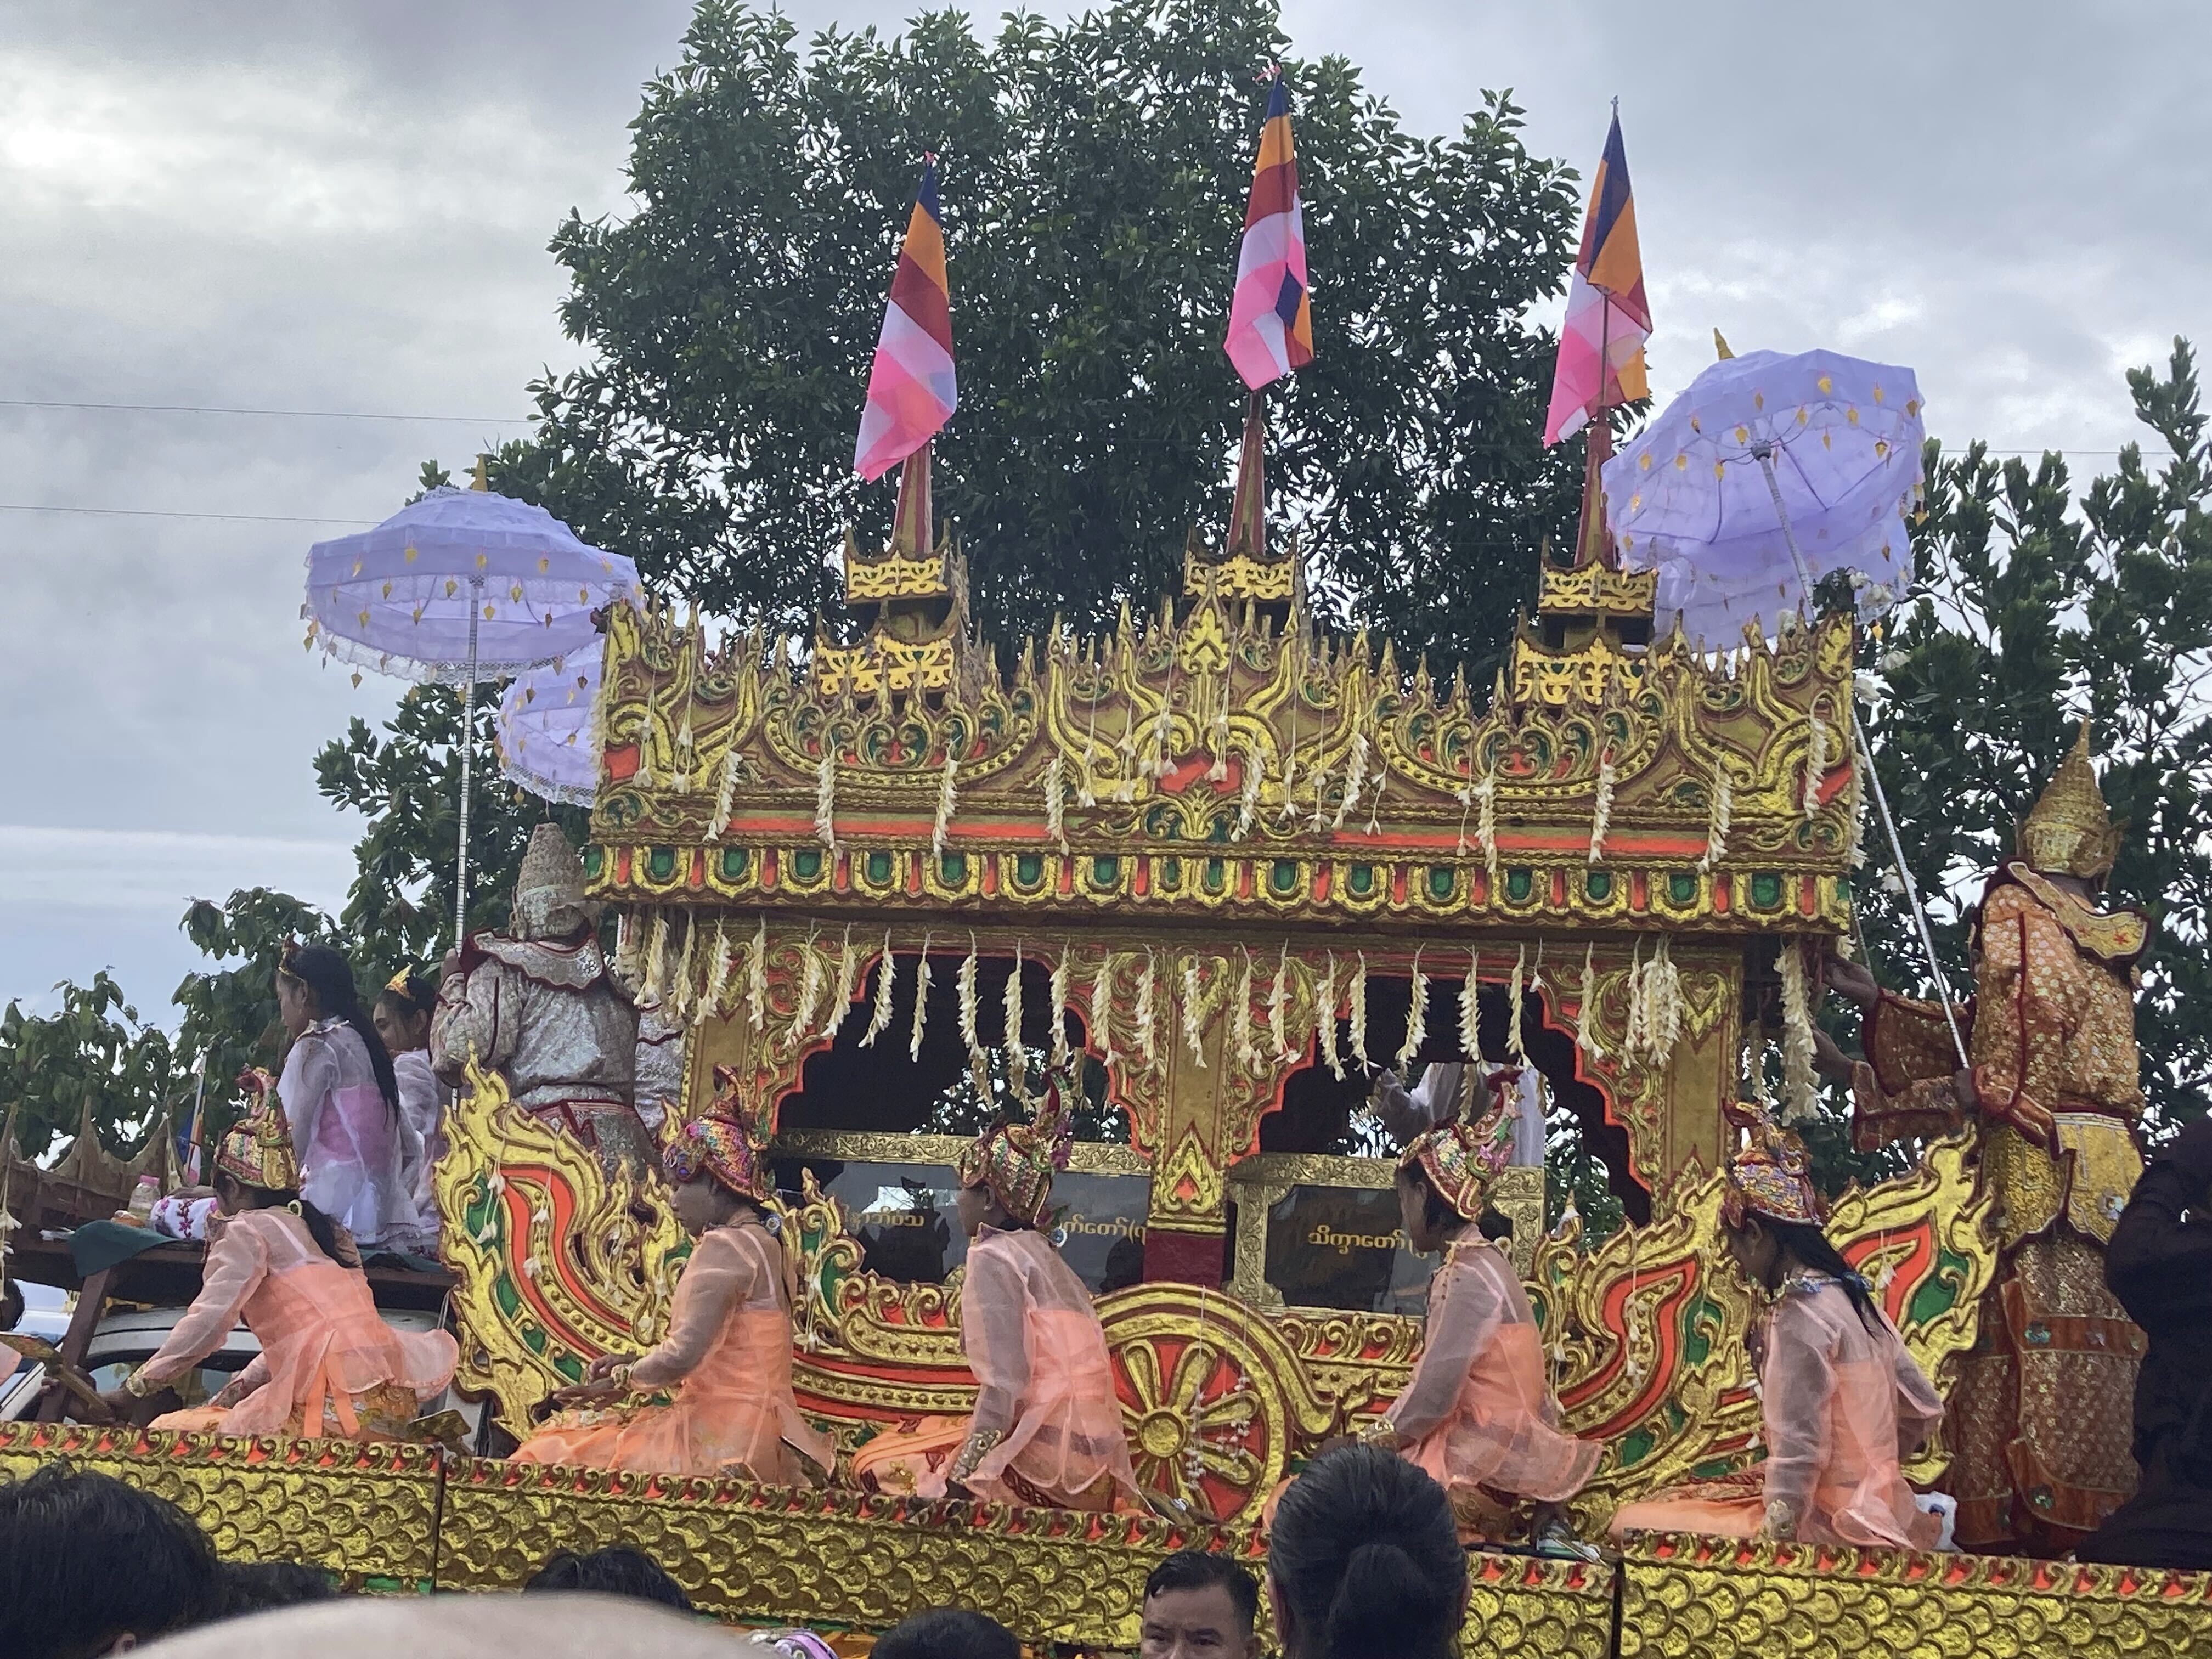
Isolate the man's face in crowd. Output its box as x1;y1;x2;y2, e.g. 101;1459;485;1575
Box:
1139;1581;1259;1659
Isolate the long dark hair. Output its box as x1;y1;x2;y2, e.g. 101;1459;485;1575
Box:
284;944;399;1119
1763;1217;1883;1334
1267;1444;1465;1659
374;965;438;1027
217;1174;357;1268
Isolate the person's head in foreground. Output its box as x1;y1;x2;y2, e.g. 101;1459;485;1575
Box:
522;1547;693;1611
1266;1444;1468;1659
870;1606;1022;1659
215;1560;338;1618
1141;1550;1262;1659
1;1464;219;1658
123;1595;731;1659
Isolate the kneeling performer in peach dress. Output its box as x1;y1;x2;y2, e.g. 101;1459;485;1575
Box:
513;1073;834;1483
853;1084;1143;1513
112;1096;457;1438
1375;1082;1600;1554
1610;1101;1945;1548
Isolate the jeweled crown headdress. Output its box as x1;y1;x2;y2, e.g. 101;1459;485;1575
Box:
2017;721;2124;882
1397;1070;1517;1223
662;1063;775;1203
215;1070;301;1193
512;822;601;940
1720;1097;1824;1229
957;1079;1076;1229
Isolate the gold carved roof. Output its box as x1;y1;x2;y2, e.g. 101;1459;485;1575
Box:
586;583;1858;936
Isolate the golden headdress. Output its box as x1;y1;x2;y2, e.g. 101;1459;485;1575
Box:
1720;1097;1824;1230
1397;1072;1517;1223
215;1069;301;1192
957;1080;1076;1229
2018;721;2124;882
662;1063;775;1203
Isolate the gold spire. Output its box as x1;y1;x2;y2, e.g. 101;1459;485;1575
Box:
1713;328;1735;361
2018;720;2123;880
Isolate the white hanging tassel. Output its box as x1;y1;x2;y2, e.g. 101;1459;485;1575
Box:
745;916;768;1032
1266;944;1294;1061
1316;952;1343;1080
1044;755;1068;854
1506;944;1527;1064
1003;941;1028;1093
860;933;897;1048
614;908;644;989
1588;752;1617;865
1622;939;1646;1059
1135;947;1160;1067
712;748;741;843
821;924;859;1040
1090;957;1117;1069
1348;952;1370;1068
933;754;960;857
1802;704;1829;819
1048;945;1074;1070
1699;759;1733;872
1474;768;1499;884
1180;957;1209;1068
1232;950;1260;1071
1233;748;1260;842
672;715;695;793
1578;944;1606;1063
957;934;985;1063
1206;685;1231;784
1457;949;1482;1060
794;927;825;1040
1779;941;1819;1122
815;752;838;851
705;919;734;1017
1642;938;1684;1066
1396;948;1427;1076
642;910;671;1003
669;913;698;1025
1330;726;1370;831
908;934;934;1062
1151;687;1175;778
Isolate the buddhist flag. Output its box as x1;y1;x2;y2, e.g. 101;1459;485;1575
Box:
1224;75;1314;391
1543;111;1651;445
855;161;956;481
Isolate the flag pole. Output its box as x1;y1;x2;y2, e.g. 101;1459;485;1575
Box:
1750;443;1971;1069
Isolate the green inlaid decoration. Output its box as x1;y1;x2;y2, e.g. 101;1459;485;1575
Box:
1586;870;1614;902
646;846;676;881
1505;867;1534;903
791;847;822;881
720;846;749;882
1348;864;1375;896
1667;871;1698;905
1092;855;1120;888
864;850;892;884
1270;860;1299;896
1427;866;1455;901
1014;853;1043;887
1750;871;1784;910
582;845;604;879
938;852;966;885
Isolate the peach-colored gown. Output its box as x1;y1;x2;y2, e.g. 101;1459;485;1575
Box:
1390;1236;1599;1522
513;1221;834;1483
1610;1276;1945;1548
851;1227;1142;1512
142;1208;457;1438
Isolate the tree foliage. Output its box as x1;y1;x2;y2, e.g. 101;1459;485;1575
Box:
1;975;180;1161
492;0;1583;685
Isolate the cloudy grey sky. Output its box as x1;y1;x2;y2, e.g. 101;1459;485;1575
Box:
4;2;2204;1019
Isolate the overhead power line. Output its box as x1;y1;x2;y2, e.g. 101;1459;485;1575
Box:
0;503;377;526
0;398;533;424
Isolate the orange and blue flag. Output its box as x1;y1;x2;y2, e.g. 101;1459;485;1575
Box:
1224;75;1314;391
1544;111;1651;445
855;161;957;481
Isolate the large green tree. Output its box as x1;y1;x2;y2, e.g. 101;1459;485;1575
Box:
492;0;1585;683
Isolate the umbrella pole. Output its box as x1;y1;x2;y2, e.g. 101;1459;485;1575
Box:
1750;447;1972;1070
455;579;482;952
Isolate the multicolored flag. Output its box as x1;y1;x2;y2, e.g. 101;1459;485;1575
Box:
1224;75;1314;392
1543;111;1651;445
855;161;956;481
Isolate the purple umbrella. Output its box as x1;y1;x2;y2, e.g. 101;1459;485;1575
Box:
498;653;602;808
304;484;638;945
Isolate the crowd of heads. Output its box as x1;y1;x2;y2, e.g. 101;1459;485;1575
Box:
3;1442;1466;1659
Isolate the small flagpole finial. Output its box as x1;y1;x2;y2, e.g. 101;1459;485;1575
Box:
1713;328;1735;361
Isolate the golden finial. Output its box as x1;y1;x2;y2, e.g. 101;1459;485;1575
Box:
470;454;490;490
1713;329;1735;361
2018;720;2123;880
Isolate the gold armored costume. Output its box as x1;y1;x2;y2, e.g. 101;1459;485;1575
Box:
1853;726;2149;1551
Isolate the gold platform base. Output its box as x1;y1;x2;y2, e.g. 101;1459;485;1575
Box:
5;1425;2205;1656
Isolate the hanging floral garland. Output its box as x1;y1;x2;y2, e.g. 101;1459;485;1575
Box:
641;910;671;1005
1266;943;1294;1062
1699;758;1733;873
821;924;859;1041
1577;943;1606;1063
1778;940;1819;1122
793;924;825;1041
1315;952;1343;1080
1180;957;1209;1068
906;935;935;1062
1347;951;1370;1069
1049;945;1074;1071
1134;947;1160;1068
1043;755;1068;854
1801;701;1829;819
1396;948;1427;1076
1457;948;1482;1060
1090;957;1117;1069
745;916;768;1034
957;934;985;1064
1003;941;1028;1094
711;747;741;844
1505;943;1527;1064
1588;750;1618;865
860;934;897;1049
1641;938;1684;1066
814;752;837;852
1232;949;1260;1073
933;753;960;857
705;918;734;1018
